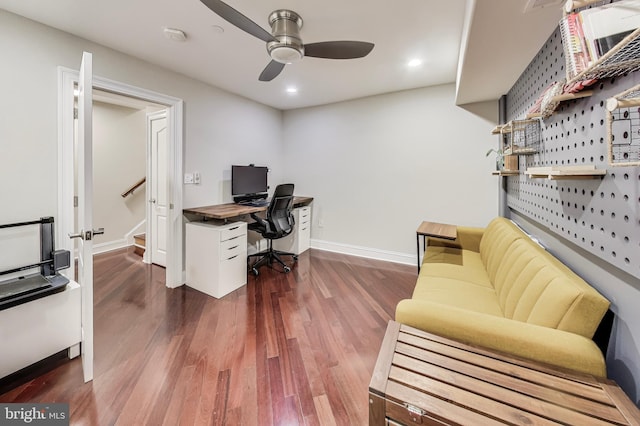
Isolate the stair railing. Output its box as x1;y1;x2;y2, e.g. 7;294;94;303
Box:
121;177;146;198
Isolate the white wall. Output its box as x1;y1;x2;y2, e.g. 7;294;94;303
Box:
0;9;498;269
92;101;146;247
282;85;499;262
0;10;282;241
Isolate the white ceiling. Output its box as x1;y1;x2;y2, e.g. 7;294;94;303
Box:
0;0;561;110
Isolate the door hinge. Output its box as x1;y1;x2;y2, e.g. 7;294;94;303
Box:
170;203;174;209
73;108;78;119
73;196;78;207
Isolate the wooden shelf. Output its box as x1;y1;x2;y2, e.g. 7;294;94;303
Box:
492;170;520;176
525;165;606;180
527;90;594;119
505;147;538;155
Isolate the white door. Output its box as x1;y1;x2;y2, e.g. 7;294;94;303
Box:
148;112;167;267
69;52;100;382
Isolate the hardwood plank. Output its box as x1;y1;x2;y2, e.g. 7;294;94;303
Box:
0;247;416;425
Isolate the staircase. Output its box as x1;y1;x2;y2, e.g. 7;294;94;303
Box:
133;233;146;257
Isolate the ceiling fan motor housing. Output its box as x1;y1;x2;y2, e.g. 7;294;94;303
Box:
267;10;304;64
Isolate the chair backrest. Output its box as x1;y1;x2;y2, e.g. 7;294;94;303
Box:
266;183;295;238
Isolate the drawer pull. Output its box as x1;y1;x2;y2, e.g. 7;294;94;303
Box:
227;254;238;260
229;226;240;231
228;245;239;250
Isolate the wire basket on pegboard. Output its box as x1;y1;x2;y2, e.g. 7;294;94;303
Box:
606;83;640;166
502;119;541;155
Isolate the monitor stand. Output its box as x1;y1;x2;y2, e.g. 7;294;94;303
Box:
233;193;268;204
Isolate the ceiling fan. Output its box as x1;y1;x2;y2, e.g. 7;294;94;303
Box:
200;0;375;81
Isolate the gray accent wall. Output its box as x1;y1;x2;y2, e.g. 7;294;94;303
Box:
504;26;640;404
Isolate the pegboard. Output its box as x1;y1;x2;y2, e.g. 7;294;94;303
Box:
505;25;640;279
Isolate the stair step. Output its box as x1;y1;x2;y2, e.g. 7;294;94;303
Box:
133;233;145;257
134;233;146;245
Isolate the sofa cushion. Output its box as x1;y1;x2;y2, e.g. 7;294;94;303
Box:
422;245;493;288
412;276;503;317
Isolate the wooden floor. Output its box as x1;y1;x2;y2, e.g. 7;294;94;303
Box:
0;248;415;425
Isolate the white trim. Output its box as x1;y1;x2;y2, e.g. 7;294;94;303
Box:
310;239;414;265
125;219;146;245
57;67;184;288
92;238;130;255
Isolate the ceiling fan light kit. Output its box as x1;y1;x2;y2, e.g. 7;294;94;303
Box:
267;10;304;64
201;0;374;81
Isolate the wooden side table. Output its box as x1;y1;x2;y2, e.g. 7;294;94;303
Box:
369;321;640;425
415;221;457;272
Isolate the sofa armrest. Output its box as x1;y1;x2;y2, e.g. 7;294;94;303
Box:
396;299;606;377
428;226;484;252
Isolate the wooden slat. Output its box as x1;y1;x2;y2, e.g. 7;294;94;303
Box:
400;325;599;386
388;365;563;425
385;380;508;426
394;341;625;423
369;321;400;396
397;332;608;402
392;353;624;426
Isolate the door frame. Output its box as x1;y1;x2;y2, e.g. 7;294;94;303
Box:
57;67;184;288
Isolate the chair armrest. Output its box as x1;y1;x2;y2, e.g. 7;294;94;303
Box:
395;299;606;377
249;213;270;231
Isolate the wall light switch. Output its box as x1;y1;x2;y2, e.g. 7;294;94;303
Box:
184;173;194;184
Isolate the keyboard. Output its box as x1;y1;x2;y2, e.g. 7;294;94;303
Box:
242;200;269;207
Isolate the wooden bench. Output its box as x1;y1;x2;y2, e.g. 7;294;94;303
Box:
369;321;640;425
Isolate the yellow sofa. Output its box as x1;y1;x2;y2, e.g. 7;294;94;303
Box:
396;217;610;377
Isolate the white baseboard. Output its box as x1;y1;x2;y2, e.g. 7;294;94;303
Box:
92;238;131;255
310;239;414;265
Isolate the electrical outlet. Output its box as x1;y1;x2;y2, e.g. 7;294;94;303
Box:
194;172;201;184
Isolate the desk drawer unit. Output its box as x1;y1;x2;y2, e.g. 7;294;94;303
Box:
273;206;311;254
186;221;247;298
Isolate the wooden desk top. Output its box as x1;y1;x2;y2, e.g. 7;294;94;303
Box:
416;221;457;240
370;321;640;425
183;196;313;220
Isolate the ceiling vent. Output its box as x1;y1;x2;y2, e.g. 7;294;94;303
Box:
523;0;563;13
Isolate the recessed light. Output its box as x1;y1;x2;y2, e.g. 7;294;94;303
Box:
163;27;187;42
408;59;422;68
286;87;298;94
212;25;224;34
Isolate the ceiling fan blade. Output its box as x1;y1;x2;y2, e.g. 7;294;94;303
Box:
200;0;275;43
259;60;286;82
304;41;374;59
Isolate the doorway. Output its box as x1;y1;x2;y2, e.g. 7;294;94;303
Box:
57;67;184;288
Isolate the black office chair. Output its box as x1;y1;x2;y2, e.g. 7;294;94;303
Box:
247;183;298;275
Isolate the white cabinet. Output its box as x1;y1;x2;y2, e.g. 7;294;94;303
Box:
0;281;81;379
273;206;311;254
186;221;247;298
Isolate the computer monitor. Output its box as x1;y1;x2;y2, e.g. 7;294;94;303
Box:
231;165;268;202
